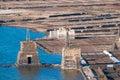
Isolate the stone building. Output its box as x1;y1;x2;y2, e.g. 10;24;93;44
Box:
16;40;40;66
61;27;81;70
61;46;81;69
16;29;40;66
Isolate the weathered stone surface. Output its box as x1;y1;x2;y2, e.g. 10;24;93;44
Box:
61;46;81;69
16;41;40;66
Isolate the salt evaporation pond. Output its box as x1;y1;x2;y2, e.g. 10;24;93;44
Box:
0;26;83;80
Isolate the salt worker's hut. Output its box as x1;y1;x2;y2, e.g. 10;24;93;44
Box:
61;27;81;69
61;46;81;69
16;29;40;66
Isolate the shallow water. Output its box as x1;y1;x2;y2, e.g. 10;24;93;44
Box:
0;26;83;80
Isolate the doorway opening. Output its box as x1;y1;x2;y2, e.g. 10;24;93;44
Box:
27;57;32;64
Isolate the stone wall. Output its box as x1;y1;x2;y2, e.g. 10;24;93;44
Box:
16;41;40;66
61;46;81;69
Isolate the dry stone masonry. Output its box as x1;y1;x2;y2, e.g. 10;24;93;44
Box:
16;40;40;66
61;46;81;69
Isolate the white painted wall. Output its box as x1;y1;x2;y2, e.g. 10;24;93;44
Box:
49;30;57;38
49;27;75;40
